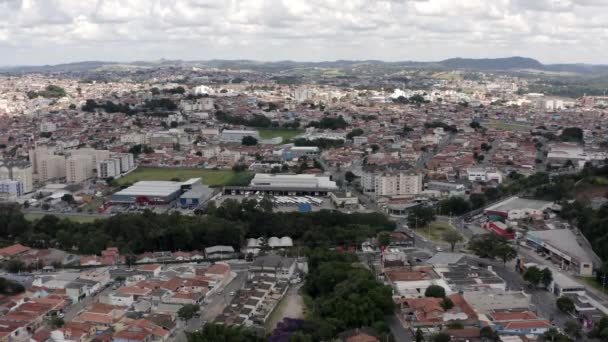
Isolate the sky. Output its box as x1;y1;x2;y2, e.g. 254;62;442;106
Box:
1;0;608;66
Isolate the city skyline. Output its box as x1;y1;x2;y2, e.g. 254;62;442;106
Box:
1;0;608;65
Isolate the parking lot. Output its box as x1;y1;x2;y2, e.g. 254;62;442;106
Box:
216;193;336;212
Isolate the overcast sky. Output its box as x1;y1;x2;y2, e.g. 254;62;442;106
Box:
1;0;607;66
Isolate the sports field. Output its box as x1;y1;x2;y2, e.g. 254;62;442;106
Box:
257;128;303;141
416;220;462;243
116;167;253;187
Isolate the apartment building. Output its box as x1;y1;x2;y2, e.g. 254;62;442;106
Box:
0;164;33;193
66;155;93;183
0;180;24;197
39;155;66;181
375;172;423;197
97;153;135;179
120;133;150;145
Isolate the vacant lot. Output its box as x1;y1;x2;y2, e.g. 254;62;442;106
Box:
257;128;303;141
416;220;462;243
485;120;532;132
24;212;102;223
116;167;253;187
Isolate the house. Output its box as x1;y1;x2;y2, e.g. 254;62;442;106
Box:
397;294;478;328
137;264;162;277
204;263;231;289
489;311;552;336
0;244;31;260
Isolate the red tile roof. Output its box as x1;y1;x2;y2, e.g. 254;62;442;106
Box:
0;244;31;257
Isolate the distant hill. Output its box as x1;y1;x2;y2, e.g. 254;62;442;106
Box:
439;56;544;70
2;57;608;75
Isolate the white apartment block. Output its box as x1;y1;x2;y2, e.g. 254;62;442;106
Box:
120;133;150;145
97;159;121;179
0;180;24;197
467;168;503;183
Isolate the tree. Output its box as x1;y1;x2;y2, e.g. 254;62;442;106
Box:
344;171;357;183
49;316;65;328
346;128;364;140
494;244;517;266
440;297;454;310
4;259;26;273
523;266;543;289
469;193;487;209
407;206;436;229
442;230;463;252
177;304;200;320
470;121;481;129
563;320;581;338
188;323;262;342
425;285;446;298
559;127;583;142
556;296;575;314
438;196;471;216
61;194;75;204
479;326;499;342
432;333;451;342
541;268;553;288
542;328;570;342
378;232;391;247
242;136;258;146
468;234;510;260
415;328;424;342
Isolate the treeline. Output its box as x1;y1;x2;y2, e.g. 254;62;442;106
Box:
293;138;344;149
0;200;395;255
82;99;136;114
302;249;394;340
0;277;25;295
424;121;458;133
26;85;66;99
215;111;272;128
307;116;348;130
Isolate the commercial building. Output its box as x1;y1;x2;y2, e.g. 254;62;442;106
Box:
280;146;319;161
467;167;503;183
485;196;552;220
426;181;466;197
547;143;607;169
224;173;337;196
525;229;595;276
179;186;214;207
0;180;24;197
220;129;260;143
111;178;202;205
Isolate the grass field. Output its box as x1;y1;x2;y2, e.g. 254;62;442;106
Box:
24;212;102;223
416;220;462;243
485;120;532;132
116;167;253;187
257;128;303;141
580;277;608;295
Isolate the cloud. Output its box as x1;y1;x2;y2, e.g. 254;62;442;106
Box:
0;0;606;65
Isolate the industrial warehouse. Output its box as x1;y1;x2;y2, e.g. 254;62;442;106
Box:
111;178;213;207
223;173;338;196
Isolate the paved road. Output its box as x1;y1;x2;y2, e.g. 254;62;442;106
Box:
386;314;412;342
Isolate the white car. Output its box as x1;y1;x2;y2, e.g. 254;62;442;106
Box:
435;247;443;252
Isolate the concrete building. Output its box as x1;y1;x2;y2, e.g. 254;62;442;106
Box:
97;158;121;179
40;121;56;133
111;181;185;204
374;172;423;197
485;196;552;220
179;186;214;208
120;133;149;145
66;155;92;183
220;129;260;143
0;164;33;193
525;229;595;276
39;155;66;181
467;167;503;183
547;143;608;169
281;146;319;161
0;180;24;197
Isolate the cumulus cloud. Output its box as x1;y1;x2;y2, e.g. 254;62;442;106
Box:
0;0;606;64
